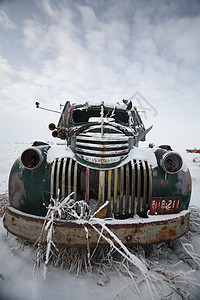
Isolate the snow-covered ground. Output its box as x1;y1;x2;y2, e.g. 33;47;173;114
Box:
0;143;200;300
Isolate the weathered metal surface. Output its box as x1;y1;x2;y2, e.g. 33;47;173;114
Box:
152;167;192;212
4;207;190;247
68;158;72;195
113;168;118;215
98;170;105;204
125;164;129;214
73;161;78;201
9;156;50;216
86;167;90;203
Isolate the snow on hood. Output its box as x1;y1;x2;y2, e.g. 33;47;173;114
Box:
120;147;158;168
73;100;128;110
47;145;74;163
47;144;157;168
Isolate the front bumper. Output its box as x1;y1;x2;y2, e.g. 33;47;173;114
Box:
3;207;190;246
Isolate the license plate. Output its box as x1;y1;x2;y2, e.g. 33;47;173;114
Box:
150;197;182;215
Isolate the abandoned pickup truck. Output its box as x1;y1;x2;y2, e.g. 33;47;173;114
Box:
3;100;192;246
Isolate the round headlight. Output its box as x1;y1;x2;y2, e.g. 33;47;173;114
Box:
160;152;183;174
21;147;44;170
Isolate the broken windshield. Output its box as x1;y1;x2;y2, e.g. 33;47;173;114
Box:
71;107;129;126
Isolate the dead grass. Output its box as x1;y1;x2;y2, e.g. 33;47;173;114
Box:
0;193;8;217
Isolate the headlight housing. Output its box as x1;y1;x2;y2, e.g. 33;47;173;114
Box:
160;151;183;174
21;147;44;170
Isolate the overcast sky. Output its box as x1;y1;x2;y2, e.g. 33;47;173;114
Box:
0;0;200;150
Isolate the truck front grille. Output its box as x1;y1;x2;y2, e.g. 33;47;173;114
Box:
50;158;152;218
75;132;129;164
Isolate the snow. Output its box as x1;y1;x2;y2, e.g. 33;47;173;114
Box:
7;206;189;227
0;143;200;299
125;146;158;168
47;144;158;170
72;100;127;110
47;144;74;163
0;143;30;194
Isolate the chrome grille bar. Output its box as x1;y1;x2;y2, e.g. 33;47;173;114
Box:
73;161;78;201
56;158;61;199
113;168;118;215
85;167;89;203
50;159;56;197
131;160;136;215
119;166;124;216
98;170;105;204
137;159;141;214
76;147;128;156
61;158;67;198
76;142;128;148
125;164;130;215
76;134;128;142
68;159;72;195
142;161;147;213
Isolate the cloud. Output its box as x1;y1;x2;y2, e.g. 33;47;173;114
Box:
0;0;199;148
153;16;200;66
0;56;14;77
4;1;200;101
78;5;98;30
39;0;59;21
0;10;16;30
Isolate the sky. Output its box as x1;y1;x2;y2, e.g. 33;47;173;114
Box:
0;0;200;150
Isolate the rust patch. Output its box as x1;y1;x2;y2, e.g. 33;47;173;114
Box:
3;207;190;247
95;204;108;218
9;173;25;209
180;170;192;194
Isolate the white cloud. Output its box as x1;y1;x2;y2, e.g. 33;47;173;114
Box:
0;10;16;30
23;19;51;59
78;5;98;30
0;0;199;148
0;56;14;77
40;0;59;21
154;16;200;66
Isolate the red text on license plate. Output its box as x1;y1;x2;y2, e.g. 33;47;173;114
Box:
150;197;182;215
